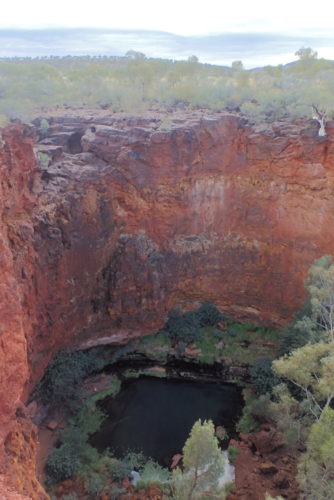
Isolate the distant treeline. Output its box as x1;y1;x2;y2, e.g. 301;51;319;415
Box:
0;50;333;123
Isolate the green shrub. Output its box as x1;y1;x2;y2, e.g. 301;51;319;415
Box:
35;348;105;407
37;151;50;169
39;118;50;136
102;457;131;481
215;426;228;441
165;302;224;344
278;298;321;355
278;317;321;355
45;443;80;483
236;390;259;434
250;357;280;395
110;485;126;499
268;384;309;450
249;393;272;422
85;474;105;498
227;445;239;465
135;460;170;489
171;420;226;500
106;452;146;481
297;407;334;499
196;301;225;326
165;309;202;344
59;494;79;500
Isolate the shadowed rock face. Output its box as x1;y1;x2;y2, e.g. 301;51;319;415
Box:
1;110;334;496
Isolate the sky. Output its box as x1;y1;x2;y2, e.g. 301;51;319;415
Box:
1;0;334;67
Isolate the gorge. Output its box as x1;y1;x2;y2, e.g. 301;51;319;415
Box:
1;109;334;499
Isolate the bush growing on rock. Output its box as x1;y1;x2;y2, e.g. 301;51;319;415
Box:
165;302;224;344
250;357;280;395
135;459;170;489
227;445;239;465
35;348;105;407
197;301;225;326
103;451;147;481
166;309;202;344
85;474;105;498
45;442;80;483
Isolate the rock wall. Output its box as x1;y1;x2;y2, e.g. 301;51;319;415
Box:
1;110;334;496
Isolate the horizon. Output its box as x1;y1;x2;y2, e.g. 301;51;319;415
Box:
0;27;333;69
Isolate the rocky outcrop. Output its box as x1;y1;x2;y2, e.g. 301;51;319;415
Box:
1;110;334;497
230;426;299;499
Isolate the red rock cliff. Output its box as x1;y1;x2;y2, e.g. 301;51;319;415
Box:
1;110;334;496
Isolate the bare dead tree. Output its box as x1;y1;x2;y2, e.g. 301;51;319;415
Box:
312;104;327;137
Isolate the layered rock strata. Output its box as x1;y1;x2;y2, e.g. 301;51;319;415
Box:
1;110;334;496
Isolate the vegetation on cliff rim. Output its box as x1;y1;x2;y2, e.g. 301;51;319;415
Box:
0;49;334;124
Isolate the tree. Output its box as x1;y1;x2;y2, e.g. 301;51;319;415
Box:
312;104;327;137
231;60;244;70
295;47;318;60
125;50;146;60
250;356;280;395
172;420;226;500
297;407;334;499
266;384;308;450
305;255;334;336
188;55;199;63
273;341;334;419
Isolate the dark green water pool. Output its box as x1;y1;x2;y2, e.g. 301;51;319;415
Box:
90;377;243;465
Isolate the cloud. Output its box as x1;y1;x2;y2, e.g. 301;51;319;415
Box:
0;28;333;68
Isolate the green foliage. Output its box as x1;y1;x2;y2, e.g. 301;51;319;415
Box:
267;384;309;450
195;330;219;364
236;390;259;434
165;302;224;344
106;452;147;481
220;321;280;365
250;357;280;395
278;316;320;355
166;309;202;344
279;255;334;355
295;47;318;60
39;118;50;136
85;474;105;498
227;445;239;465
109;485;126;499
45;443;80;483
248;393;272;422
35;348;105;407
91;375;121;402
44;372;116;485
59;494;79;500
135;460;170;489
305;255;334;338
273;341;334;419
298;407;334;499
196;301;225;327
74;401;107;436
1;54;334;121
172;419;226;500
215;426;228;441
37;151;50;169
